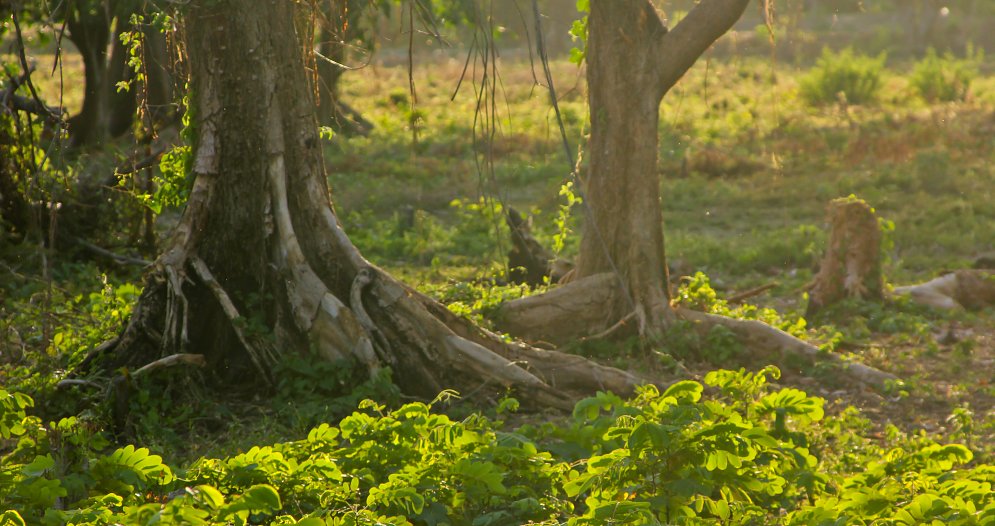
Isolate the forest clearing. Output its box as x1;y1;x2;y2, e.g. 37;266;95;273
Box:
2;1;994;524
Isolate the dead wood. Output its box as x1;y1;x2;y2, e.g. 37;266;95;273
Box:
132;353;207;377
727;283;778;304
893;269;995;310
807;197;883;316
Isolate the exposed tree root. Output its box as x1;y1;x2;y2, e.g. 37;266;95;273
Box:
492;273;621;346
675;308;898;389
190;257;278;382
494;272;898;390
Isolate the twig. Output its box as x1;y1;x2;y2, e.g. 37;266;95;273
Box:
132;353;207;377
114;147;167;175
190;256;274;383
71;236;152;267
11;11;61;122
579;311;638;343
726;282;778;304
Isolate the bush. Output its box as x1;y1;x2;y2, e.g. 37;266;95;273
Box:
800;47;886;106
910;47;982;102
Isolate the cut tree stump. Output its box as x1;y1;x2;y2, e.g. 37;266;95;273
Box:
506;207;573;286
807;197;883;316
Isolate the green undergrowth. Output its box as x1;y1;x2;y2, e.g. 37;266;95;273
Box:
3;366;994;525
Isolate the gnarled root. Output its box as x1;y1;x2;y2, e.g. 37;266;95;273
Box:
493;272;898;390
675;308;897;389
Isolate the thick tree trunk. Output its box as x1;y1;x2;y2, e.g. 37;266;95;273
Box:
96;0;638;412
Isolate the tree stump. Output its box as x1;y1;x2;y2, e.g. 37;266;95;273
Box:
807;197;883;316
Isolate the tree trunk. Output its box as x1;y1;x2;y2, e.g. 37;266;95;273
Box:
495;1;895;387
94;0;639;415
66;3;174;147
806;197;883;316
66;6;113;147
573;0;750;336
576;0;673;331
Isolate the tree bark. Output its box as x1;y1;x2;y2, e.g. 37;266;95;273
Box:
66;2;174;147
576;0;750;334
95;0;639;412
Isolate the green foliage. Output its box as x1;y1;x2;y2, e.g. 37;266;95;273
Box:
800;47;886;105
345;197;505;266
553;181;582;255
676;272;807;338
568;0;589;65
910;47;982;103
3;367;994;525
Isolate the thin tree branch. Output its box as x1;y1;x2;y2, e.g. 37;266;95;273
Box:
655;0;751;98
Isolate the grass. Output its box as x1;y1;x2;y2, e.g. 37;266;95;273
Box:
328;54;994;290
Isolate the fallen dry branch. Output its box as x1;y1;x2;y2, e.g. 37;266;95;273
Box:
727;283;778;304
893;269;995;310
132;353;207;377
72;236;152;267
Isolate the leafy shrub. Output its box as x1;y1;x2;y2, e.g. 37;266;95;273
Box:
910;47;982;102
3;373;993;525
800;47;886;105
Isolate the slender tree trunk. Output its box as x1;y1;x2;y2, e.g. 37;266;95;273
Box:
576;1;674;331
66;7;113;147
94;0;638;415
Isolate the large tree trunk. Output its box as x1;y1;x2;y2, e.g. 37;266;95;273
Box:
93;0;638;415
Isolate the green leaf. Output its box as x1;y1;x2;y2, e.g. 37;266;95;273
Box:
219;484;282;519
21;454;55;477
663;380;703;402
